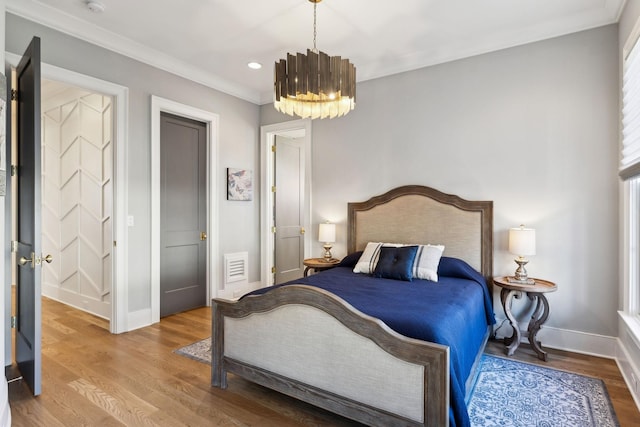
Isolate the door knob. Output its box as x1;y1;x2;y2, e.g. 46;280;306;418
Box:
18;253;52;268
300;227;305;235
18;252;35;268
19;253;34;266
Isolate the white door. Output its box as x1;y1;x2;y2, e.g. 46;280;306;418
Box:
274;135;305;284
40;83;113;319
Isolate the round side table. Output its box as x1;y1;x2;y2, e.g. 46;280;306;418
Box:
493;276;557;361
303;258;340;277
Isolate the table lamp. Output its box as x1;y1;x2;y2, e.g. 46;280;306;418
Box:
318;222;336;261
508;225;536;284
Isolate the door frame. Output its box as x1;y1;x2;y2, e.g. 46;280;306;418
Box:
260;119;312;286
5;53;129;334
150;96;219;324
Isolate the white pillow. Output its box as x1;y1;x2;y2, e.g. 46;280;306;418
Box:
413;244;445;282
353;242;445;282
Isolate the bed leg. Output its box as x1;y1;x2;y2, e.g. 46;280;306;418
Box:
211;301;227;389
211;369;227;389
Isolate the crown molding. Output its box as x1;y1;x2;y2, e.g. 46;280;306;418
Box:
6;0;261;105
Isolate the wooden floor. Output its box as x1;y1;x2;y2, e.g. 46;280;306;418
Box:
7;297;640;426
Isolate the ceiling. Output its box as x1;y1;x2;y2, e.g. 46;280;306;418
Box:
8;0;626;105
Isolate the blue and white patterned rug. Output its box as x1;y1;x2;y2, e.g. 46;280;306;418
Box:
175;340;620;426
468;355;619;426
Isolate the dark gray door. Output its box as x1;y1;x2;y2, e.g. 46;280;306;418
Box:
4;63;12;367
160;113;206;317
13;37;42;396
274;136;304;284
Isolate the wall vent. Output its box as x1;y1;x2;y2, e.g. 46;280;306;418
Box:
224;252;248;286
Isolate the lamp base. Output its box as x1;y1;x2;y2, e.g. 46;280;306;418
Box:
322;244;333;262
513;258;530;282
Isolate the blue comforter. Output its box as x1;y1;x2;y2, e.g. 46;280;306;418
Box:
246;256;495;427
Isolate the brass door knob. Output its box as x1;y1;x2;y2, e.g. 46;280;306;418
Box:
43;254;53;264
19;252;36;268
18;256;33;265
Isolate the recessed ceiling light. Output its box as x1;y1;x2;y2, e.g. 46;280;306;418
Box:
247;62;262;70
86;1;105;13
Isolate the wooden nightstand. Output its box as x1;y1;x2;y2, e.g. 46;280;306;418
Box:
303;258;340;277
493;276;557;361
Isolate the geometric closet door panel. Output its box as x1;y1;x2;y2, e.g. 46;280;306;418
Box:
41;86;113;319
60;173;80;218
60;239;79;289
80;173;101;219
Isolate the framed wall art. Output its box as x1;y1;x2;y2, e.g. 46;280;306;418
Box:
227;168;253;201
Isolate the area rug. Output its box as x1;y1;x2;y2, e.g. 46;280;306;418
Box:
174;337;211;364
176;339;619;426
467;354;619;426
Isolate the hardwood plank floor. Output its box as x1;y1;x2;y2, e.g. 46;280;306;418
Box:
7;297;640;426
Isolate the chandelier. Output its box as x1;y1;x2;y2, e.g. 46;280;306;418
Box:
274;0;356;119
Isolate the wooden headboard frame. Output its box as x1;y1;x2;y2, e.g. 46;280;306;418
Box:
347;185;493;287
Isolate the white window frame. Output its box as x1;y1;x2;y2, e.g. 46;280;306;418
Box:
623;178;640;317
620;18;640;339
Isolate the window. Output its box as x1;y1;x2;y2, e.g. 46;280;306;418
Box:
622;24;640;323
626;178;640;317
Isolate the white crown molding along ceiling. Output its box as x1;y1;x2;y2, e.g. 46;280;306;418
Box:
6;0;626;106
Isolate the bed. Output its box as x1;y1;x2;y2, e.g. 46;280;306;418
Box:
211;185;494;427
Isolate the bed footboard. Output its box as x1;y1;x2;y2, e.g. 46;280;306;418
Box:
211;285;449;427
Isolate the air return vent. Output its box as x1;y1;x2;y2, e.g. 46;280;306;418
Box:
224;252;248;286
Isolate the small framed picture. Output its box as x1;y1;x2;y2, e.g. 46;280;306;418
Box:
227;168;252;201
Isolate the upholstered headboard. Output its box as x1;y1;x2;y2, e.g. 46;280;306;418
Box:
347;185;493;283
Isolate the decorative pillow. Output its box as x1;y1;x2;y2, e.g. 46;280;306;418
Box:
373;246;419;282
353;242;400;274
353;242;445;282
413;244;445;282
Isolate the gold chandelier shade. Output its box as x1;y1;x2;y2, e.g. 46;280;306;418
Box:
273;1;356;119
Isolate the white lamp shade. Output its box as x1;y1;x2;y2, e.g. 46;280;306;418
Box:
508;226;536;256
318;222;336;243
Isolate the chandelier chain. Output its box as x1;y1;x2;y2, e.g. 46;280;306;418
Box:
313;1;317;52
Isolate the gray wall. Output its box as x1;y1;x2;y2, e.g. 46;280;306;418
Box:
6;13;262;314
263;25;620;337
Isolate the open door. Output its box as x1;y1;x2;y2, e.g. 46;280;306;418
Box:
10;37;43;396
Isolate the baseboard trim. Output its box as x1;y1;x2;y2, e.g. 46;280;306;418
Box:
127;308;152;332
42;286;110;320
535;325;618;359
216;281;263;301
494;321;618;359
